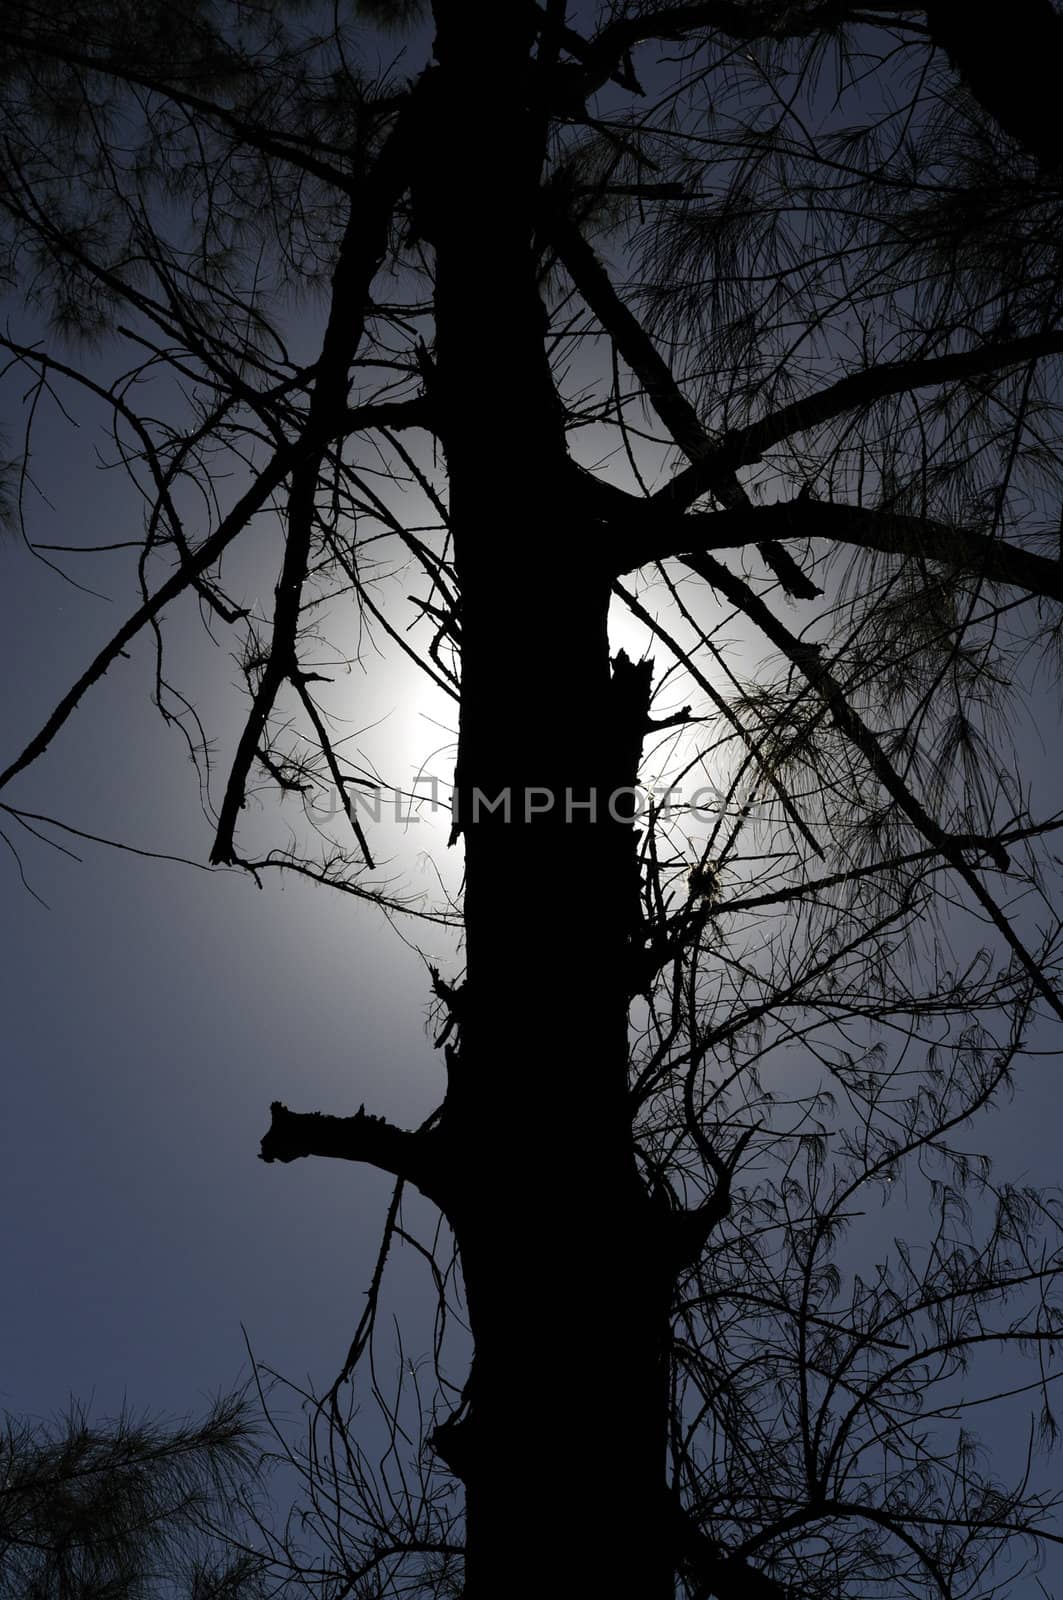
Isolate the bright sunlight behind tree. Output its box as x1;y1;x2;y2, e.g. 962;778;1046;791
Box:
5;3;1063;1596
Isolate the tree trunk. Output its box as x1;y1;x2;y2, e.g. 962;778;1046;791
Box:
420;9;676;1594
443;573;676;1600
446;568;674;1597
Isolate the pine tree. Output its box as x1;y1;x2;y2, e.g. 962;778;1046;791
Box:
5;5;1063;1595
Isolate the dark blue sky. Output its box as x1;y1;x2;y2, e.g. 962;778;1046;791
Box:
4;418;1063;1562
0;384;460;1426
3;9;1063;1591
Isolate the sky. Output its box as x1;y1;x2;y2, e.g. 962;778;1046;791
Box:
6;365;1063;1584
0;376;461;1428
3;7;1063;1594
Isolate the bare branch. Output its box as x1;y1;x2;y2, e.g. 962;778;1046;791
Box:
617;497;1063;600
658;332;1063;515
259;1101;444;1203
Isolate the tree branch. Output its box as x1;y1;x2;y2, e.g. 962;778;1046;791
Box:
657;331;1063;514
616;496;1063;601
613;579;825;858
0;445;293;795
0;399;425;800
573;1;866;98
209;100;421;866
0;22;379;194
683;548;1063;1022
558;222;1063;606
672;1498;792;1600
259;1100;444;1202
551;214;818;595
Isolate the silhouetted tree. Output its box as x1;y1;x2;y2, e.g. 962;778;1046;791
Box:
4;4;1063;1596
0;1392;270;1600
